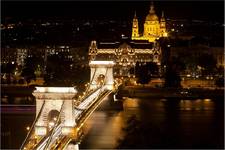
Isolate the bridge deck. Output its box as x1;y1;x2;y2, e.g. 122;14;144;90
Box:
21;85;113;150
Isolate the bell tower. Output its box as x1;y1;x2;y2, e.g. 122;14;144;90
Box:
132;11;139;39
160;11;167;37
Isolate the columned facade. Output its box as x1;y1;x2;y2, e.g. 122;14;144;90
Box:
89;40;161;77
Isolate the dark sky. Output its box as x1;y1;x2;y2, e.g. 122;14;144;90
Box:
2;1;224;22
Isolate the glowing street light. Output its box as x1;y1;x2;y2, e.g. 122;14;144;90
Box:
26;126;30;131
48;121;55;129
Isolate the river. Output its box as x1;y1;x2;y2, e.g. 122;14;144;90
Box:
1;96;224;149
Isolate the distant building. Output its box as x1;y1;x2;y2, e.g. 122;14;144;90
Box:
1;48;17;64
89;39;161;76
1;45;75;67
16;49;28;66
44;45;74;62
170;44;224;76
89;3;166;76
132;2;167;42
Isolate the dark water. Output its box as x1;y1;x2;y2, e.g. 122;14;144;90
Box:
1;97;224;149
79;97;224;149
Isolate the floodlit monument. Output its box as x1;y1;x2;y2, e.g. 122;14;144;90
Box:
132;2;167;42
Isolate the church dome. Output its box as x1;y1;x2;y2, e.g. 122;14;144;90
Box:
145;3;158;21
145;13;158;21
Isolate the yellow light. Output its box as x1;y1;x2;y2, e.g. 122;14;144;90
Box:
26;126;30;131
49;121;55;127
163;32;168;37
204;99;211;102
89;61;115;65
62;127;72;135
34;87;77;93
186;74;191;77
160;99;167;102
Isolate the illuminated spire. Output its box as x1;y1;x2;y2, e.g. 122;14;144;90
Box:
132;10;139;38
161;11;165;21
134;11;137;18
149;1;155;14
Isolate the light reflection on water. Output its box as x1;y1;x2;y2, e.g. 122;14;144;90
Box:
1;97;224;149
81;111;125;148
80;97;223;149
179;99;215;111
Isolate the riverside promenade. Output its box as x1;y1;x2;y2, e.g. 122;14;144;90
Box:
116;85;224;99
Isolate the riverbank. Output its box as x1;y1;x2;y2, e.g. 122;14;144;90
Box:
2;84;224;100
116;86;224;99
1;85;35;96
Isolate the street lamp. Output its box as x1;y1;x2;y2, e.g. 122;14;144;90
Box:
26;126;30;131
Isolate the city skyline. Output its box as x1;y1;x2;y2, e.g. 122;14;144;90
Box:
1;0;224;149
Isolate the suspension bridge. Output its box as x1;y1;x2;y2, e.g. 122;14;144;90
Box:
20;61;120;150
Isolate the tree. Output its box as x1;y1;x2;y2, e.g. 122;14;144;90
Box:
1;63;16;74
135;62;151;85
146;62;159;76
164;66;181;88
21;67;36;84
21;56;42;84
164;57;185;88
44;53;78;86
197;53;217;76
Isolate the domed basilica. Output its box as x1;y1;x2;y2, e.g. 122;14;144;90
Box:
132;2;167;42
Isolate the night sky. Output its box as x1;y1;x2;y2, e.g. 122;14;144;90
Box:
2;0;224;22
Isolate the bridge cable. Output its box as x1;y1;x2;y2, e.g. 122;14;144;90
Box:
44;101;65;150
20;100;46;150
84;66;97;98
76;67;109;125
86;67;108;109
75;67;97;106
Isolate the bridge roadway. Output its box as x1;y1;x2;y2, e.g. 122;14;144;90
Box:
22;85;113;150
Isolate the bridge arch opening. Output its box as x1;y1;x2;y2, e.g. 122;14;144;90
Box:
89;61;115;90
47;109;60;131
96;74;105;86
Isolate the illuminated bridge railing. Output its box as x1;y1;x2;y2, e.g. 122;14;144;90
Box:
31;86;111;150
50;84;112;148
76;89;112;127
21;86;115;150
33;123;62;150
22;66;117;149
49;89;112;149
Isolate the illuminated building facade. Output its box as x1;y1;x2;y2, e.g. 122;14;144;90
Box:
89;39;161;76
89;3;165;77
132;2;167;42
